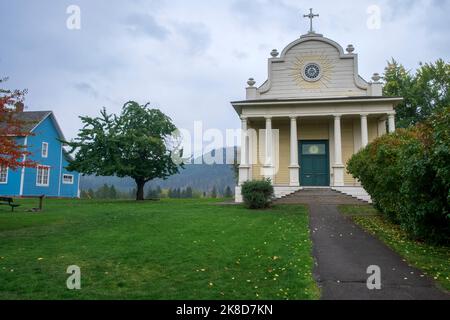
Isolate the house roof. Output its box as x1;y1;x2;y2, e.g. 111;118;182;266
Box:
0;111;66;141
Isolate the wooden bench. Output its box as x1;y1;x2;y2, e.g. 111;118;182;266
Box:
0;197;21;212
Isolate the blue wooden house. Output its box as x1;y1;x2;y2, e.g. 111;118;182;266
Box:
0;111;80;198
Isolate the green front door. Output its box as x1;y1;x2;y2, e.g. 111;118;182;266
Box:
299;140;330;187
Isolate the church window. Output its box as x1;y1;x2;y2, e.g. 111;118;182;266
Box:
303;63;321;81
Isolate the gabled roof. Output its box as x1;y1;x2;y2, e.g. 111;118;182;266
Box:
0;111;66;141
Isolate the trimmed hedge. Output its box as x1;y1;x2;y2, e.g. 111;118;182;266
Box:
241;179;274;209
347;107;450;244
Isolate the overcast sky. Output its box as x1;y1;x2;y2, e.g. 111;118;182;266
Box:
1;0;449;149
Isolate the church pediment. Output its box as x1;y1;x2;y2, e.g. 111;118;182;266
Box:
257;34;369;99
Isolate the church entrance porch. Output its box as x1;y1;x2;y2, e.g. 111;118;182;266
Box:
233;109;399;203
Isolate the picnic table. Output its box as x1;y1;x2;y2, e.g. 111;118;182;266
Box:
0;197;21;212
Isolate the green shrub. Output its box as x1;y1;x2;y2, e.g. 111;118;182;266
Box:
241;179;274;209
347;107;450;244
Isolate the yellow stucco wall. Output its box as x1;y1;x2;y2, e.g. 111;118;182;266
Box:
342;119;355;185
273;120;290;185
298;120;330;140
368;118;379;142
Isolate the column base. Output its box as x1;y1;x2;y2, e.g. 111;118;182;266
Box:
288;165;300;187
238;165;251;185
235;186;243;203
332;164;345;187
262;165;275;183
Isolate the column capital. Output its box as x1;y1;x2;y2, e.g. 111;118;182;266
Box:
264;116;273;120
333;114;342;119
290;116;298;121
240;116;248;121
360;113;369;118
387;112;396;117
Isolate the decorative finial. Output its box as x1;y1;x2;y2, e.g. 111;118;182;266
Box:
270;49;279;58
371;73;381;83
346;44;355;53
247;78;256;87
303;8;319;33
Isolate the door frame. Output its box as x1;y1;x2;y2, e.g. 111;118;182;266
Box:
299;140;330;187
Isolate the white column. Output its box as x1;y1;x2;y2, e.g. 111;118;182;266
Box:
360;114;369;148
333;115;345;186
388;114;396;133
240;117;248;166
334;116;343;164
238;117;250;186
289;117;300;187
263;116;274;182
265;117;272;166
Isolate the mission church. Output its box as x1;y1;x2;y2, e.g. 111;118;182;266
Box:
233;9;402;202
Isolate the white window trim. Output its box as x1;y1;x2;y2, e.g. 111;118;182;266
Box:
0;166;8;184
62;174;74;185
42;142;49;158
36;165;51;187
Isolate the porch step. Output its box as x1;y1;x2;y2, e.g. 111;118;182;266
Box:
274;187;302;199
332;187;373;204
275;188;369;205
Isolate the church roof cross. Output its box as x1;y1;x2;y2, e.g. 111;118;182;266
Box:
303;8;319;34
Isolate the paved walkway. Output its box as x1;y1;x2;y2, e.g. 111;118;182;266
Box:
309;204;449;300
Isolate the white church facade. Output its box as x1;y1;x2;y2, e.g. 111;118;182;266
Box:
232;10;402;202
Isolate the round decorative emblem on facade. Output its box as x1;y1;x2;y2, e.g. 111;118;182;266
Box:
302;63;322;82
308;145;320;154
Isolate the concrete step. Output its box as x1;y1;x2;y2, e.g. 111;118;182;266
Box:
277;199;363;205
332;187;373;204
274;187;302;199
275;188;369;205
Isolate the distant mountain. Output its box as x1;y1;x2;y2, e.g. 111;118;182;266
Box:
80;147;238;194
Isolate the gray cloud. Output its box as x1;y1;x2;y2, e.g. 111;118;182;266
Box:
74;82;99;99
124;13;170;40
1;0;449;146
175;22;212;54
233;50;249;60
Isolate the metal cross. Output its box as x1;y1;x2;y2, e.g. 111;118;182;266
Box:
303;8;319;33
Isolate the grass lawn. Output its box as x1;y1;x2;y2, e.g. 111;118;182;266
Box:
0;199;319;300
340;205;450;292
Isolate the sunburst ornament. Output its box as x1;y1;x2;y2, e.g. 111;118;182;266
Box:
290;52;334;89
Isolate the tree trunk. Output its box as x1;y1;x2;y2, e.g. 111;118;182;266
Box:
135;179;146;201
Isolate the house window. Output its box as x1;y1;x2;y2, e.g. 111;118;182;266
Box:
0;165;8;184
63;174;74;185
42;142;49;158
36;165;50;187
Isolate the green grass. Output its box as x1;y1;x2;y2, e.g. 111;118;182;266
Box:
339;205;450;292
0;199;319;300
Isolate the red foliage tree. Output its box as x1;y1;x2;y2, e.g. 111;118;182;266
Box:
0;77;35;169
